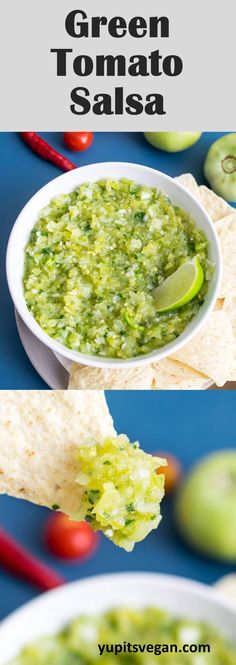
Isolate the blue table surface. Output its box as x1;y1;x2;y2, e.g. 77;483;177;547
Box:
0;134;236;622
0;131;235;389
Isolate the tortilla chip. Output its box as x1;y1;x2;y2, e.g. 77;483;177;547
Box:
222;297;236;379
217;228;236;298
214;298;225;310
175;173;200;199
215;212;236;236
69;365;154;390
0;391;115;513
198;186;231;222
224;296;236;335
172;310;235;387
227;363;236;382
228;370;236;382
152;358;208;390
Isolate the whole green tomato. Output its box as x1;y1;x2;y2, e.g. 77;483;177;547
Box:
144;132;202;152
175;451;236;562
204;133;236;202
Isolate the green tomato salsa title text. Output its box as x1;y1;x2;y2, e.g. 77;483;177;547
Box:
51;10;183;116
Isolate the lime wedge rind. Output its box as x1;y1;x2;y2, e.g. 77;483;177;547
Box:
154;257;204;313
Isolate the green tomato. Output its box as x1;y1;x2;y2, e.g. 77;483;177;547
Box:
175;451;236;562
144;132;202;152
204;133;236;202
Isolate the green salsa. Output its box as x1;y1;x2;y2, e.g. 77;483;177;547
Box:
24;179;212;359
75;436;166;552
9;606;236;665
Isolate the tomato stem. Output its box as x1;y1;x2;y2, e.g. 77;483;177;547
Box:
221;155;236;174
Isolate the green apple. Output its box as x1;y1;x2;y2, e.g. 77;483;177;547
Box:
175;451;236;562
144;132;202;152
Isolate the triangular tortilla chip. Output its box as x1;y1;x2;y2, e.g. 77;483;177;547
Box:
215;212;236;235
223;296;236;380
69;365;153;390
217;228;236;298
0;391;115;513
198;186;231;222
172;310;235;386
152;358;208;390
175;173;200;200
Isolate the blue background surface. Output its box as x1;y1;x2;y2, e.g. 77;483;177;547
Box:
0;131;235;389
0;134;236;623
0;390;236;621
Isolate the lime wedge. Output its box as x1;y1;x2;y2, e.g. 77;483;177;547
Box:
154;257;204;312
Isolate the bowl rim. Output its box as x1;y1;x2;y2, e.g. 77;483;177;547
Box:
0;572;235;652
6;162;222;369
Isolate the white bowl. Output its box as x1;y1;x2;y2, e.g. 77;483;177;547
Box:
6;163;222;369
0;572;235;663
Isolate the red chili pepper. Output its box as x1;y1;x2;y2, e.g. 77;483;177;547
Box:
0;527;65;591
20;132;77;172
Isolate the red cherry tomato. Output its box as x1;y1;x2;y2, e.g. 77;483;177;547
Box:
154;452;182;495
45;513;99;561
63;132;94;152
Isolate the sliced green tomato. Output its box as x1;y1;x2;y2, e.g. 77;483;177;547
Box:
74;435;166;552
154;257;204;312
